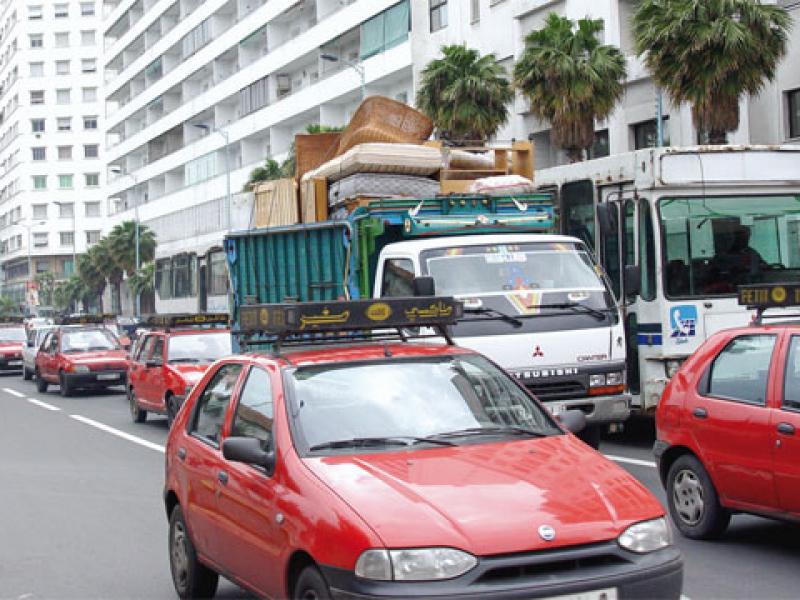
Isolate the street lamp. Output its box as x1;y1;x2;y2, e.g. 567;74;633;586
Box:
320;53;366;100
193;123;231;231
109;167;141;317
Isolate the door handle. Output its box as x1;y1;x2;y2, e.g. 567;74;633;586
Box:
218;470;229;485
177;447;186;461
692;407;708;419
777;422;795;435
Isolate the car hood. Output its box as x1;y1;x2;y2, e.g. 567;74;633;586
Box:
168;364;209;381
66;350;129;364
304;435;662;556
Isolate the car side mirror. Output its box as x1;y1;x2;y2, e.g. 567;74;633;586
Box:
223;436;275;475
145;359;163;368
624;265;641;298
413;276;435;297
559;409;587;434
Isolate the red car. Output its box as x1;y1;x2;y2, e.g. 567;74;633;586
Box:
128;314;231;427
35;320;129;396
0;317;26;373
164;298;681;599
655;283;800;539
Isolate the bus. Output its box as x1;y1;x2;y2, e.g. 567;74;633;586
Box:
536;145;800;413
154;245;229;314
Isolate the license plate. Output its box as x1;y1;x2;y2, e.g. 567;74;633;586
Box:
549;402;567;416
97;373;119;381
7;360;21;366
544;588;617;600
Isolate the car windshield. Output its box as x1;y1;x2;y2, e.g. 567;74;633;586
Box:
167;332;231;363
0;327;26;342
62;329;118;352
289;354;560;454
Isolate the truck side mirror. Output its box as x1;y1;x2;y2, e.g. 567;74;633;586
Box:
624;265;641;298
413;276;435;297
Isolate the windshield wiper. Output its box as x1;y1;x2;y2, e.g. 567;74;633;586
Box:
463;307;523;328
87;346;114;351
428;426;546;440
538;302;608;321
309;436;456;451
168;357;200;363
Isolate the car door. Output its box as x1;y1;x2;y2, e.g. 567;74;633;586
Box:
129;335;155;401
688;333;778;509
36;332;53;378
141;335;166;410
774;333;800;515
42;332;61;381
214;365;282;595
180;362;244;566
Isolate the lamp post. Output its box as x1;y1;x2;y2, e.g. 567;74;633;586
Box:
193;123;231;231
109;167;141;317
320;53;366;100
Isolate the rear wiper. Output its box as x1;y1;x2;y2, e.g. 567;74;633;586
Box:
463;307;523;328
538;303;607;321
309;436;456;451
428;426;546;440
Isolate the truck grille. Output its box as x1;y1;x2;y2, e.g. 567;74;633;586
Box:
528;380;585;400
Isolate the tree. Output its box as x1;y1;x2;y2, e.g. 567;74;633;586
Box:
107;221;156;277
127;262;155;297
0;296;18;314
34;272;55;307
633;0;791;144
514;14;626;162
417;45;513;145
77;250;107;312
52;275;88;314
88;238;124;312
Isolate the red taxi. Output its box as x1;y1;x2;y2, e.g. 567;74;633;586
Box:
656;283;800;539
35;317;129;396
0;316;26;372
128;313;231;427
165;298;682;600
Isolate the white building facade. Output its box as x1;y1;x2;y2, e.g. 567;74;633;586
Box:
102;0;800;314
0;0;106;310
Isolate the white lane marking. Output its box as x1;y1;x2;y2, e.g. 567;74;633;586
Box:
604;454;657;469
27;398;60;411
69;415;165;454
4;387;25;398
681;596;692;600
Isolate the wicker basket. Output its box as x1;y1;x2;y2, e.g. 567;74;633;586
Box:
294;132;341;181
336;97;433;156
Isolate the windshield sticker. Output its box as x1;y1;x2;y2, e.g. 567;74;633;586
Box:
485;252;527;264
507;291;542;315
670;305;697;344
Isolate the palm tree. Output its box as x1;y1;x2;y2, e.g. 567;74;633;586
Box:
34;272;55;307
514;14;627;162
127;262;155;297
77;251;106;312
107;221;156;276
89;238;124;312
417;44;513;145
633;0;791;144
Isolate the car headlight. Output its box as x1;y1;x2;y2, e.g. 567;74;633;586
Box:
355;548;477;581
589;374;606;387
665;359;684;379
618;517;672;553
71;364;90;373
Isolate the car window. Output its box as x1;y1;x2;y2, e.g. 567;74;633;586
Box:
149;337;164;361
49;333;59;353
381;258;415;297
231;367;273;450
136;336;154;362
782;336;800;411
708;334;776;406
41;332;53;352
190;364;243;446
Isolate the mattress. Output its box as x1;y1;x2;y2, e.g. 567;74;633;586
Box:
303;143;444;184
328;173;440;206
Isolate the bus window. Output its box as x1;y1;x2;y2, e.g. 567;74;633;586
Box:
601;203;621;299
639;200;656;301
562;180;595;250
625;201;636;268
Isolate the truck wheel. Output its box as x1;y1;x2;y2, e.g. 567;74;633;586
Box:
22;366;32;381
35;370;48;393
667;454;730;539
129;389;147;423
59;372;73;397
169;505;219;599
294;566;332;600
577;424;602;449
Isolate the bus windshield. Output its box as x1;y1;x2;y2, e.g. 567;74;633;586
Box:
659;195;800;298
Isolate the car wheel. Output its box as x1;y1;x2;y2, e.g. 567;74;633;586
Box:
294;566;332;600
22;366;32;381
129;389;147;423
667;454;730;539
577;424;602;449
166;395;179;428
35;370;48;393
59;372;73;397
169;505;219;599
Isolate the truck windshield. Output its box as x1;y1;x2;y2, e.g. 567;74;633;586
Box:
659;195;800;298
289;355;560;454
167;332;231;363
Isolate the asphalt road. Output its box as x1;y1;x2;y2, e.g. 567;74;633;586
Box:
0;374;797;600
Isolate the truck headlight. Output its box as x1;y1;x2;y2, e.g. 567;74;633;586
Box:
605;371;624;386
665;359;684;379
589;374;606;387
618;517;672;553
355;548;477;581
71;364;90;373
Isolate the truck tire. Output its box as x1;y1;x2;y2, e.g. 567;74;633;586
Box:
294;566;332;600
35;370;48;393
667;454;730;539
169;505;219;599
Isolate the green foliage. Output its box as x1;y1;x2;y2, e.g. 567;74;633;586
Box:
107;221;157;277
0;296;18;314
127;262;155;296
633;0;791;143
34;272;55;307
417;45;513;144
514;14;626;161
52;275;88;313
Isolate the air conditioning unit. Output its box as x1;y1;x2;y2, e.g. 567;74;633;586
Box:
276;74;291;92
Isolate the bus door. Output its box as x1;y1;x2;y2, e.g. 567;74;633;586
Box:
197;255;208;312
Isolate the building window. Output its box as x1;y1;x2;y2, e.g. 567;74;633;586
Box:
54;3;68;17
29;34;43;48
32;147;45;161
57;117;71;131
56;89;71;105
588;129;610;159
86;231;101;245
359;0;411;59
633;117;670;150
58;202;74;218
84;144;99;158
156;259;172;299
80;2;95;16
470;0;480;23
57;146;72;160
789;88;800;140
182;20;211;59
208;251;228;296
60;232;74;247
28;5;43;20
58;175;73;190
81;30;96;46
84;201;100;216
430;0;448;32
30;90;44;105
81;59;96;73
33;204;47;219
84;173;99;188
31;118;45;133
29;62;44;77
36;260;49;273
33;233;48;248
55;32;70;48
82;87;97;103
83;116;98;130
63;258;74;276
32;175;47;190
56;60;70;75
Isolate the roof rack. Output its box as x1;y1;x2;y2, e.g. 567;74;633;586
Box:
141;313;230;331
235;297;463;351
738;283;800;324
57;314;110;325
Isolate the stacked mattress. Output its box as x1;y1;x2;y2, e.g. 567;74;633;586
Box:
303;143;443;183
327;173;440;207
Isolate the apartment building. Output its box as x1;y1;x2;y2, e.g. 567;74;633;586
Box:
103;0;800;314
0;0;105;309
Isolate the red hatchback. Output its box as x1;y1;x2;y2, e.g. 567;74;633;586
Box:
655;284;800;539
164;299;682;600
0;318;26;373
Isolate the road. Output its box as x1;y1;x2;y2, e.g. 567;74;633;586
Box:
0;374;797;600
